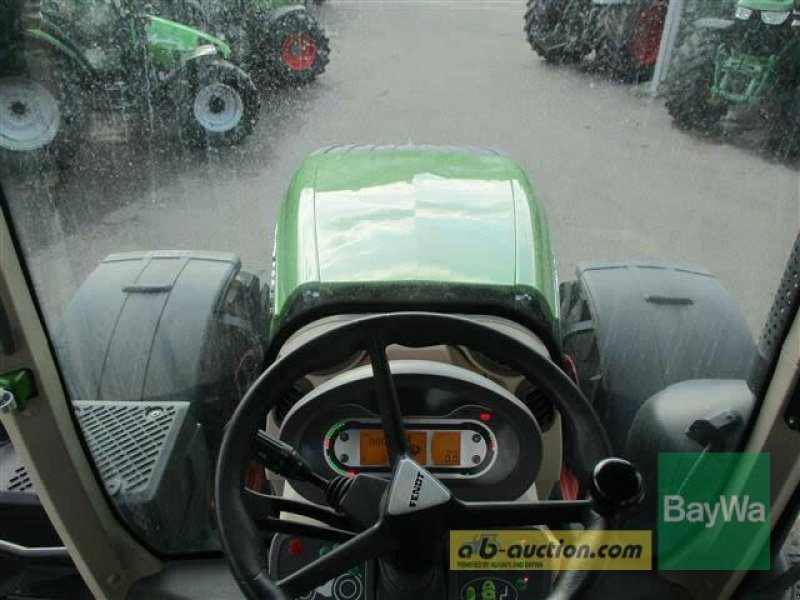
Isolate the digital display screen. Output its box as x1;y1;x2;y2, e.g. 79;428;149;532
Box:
431;431;461;465
359;430;427;465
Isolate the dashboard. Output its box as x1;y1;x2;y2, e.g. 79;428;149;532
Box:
268;532;554;600
326;418;495;475
267;315;563;599
278;360;544;504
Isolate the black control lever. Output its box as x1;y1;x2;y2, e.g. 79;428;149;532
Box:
253;431;330;490
252;432;388;526
590;458;645;517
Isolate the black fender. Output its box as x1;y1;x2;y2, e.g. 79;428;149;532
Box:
158;49;248;105
52;251;266;549
560;260;755;454
156;47;219;107
56;251;265;440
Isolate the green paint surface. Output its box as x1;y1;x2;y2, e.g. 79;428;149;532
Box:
272;147;558;327
145;14;231;68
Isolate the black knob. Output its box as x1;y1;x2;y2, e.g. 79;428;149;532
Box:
590;458;644;516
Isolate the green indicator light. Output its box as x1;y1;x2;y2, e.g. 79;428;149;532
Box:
319;546;331;557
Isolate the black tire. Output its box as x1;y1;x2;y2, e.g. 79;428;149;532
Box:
159;0;209;30
262;11;330;85
768;86;800;161
524;0;592;63
664;30;727;131
599;0;667;83
181;60;260;148
0;48;84;180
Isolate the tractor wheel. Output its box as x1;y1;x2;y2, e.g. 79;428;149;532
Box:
174;0;210;30
524;0;591;63
664;30;726;131
600;0;668;83
768;86;800;161
156;0;209;29
266;11;330;85
182;61;260;148
0;55;83;179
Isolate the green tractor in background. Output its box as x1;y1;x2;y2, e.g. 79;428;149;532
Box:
0;0;260;176
156;0;331;86
664;0;800;157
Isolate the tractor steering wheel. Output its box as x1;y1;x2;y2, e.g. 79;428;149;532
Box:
215;312;642;599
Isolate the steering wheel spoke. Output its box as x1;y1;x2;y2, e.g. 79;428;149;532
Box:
451;498;594;529
216;313;617;600
366;333;409;466
255;517;356;543
244;490;354;531
278;523;385;598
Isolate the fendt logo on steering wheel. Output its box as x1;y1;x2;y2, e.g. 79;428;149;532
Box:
409;470;425;507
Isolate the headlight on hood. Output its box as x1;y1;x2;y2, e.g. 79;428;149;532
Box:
735;5;753;19
761;10;790;24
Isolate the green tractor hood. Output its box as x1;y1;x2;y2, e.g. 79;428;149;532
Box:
145;14;231;67
270;146;560;355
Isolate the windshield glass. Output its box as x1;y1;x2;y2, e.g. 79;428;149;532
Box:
0;0;797;564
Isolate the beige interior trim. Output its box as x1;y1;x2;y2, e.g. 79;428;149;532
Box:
0;213;160;599
721;315;800;597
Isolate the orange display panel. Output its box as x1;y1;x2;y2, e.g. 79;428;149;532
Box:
431;431;461;466
359;430;427;465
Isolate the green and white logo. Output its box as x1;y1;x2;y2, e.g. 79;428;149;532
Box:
657;452;770;571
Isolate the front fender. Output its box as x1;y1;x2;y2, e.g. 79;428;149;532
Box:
23;28;93;74
157;51;218;106
179;44;218;68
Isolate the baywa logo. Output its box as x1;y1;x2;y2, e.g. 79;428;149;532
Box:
663;494;766;529
658;453;770;571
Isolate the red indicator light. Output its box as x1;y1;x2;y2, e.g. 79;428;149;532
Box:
347;470;357;478
324;439;331;450
490;440;497;450
480;412;492;422
287;539;304;557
